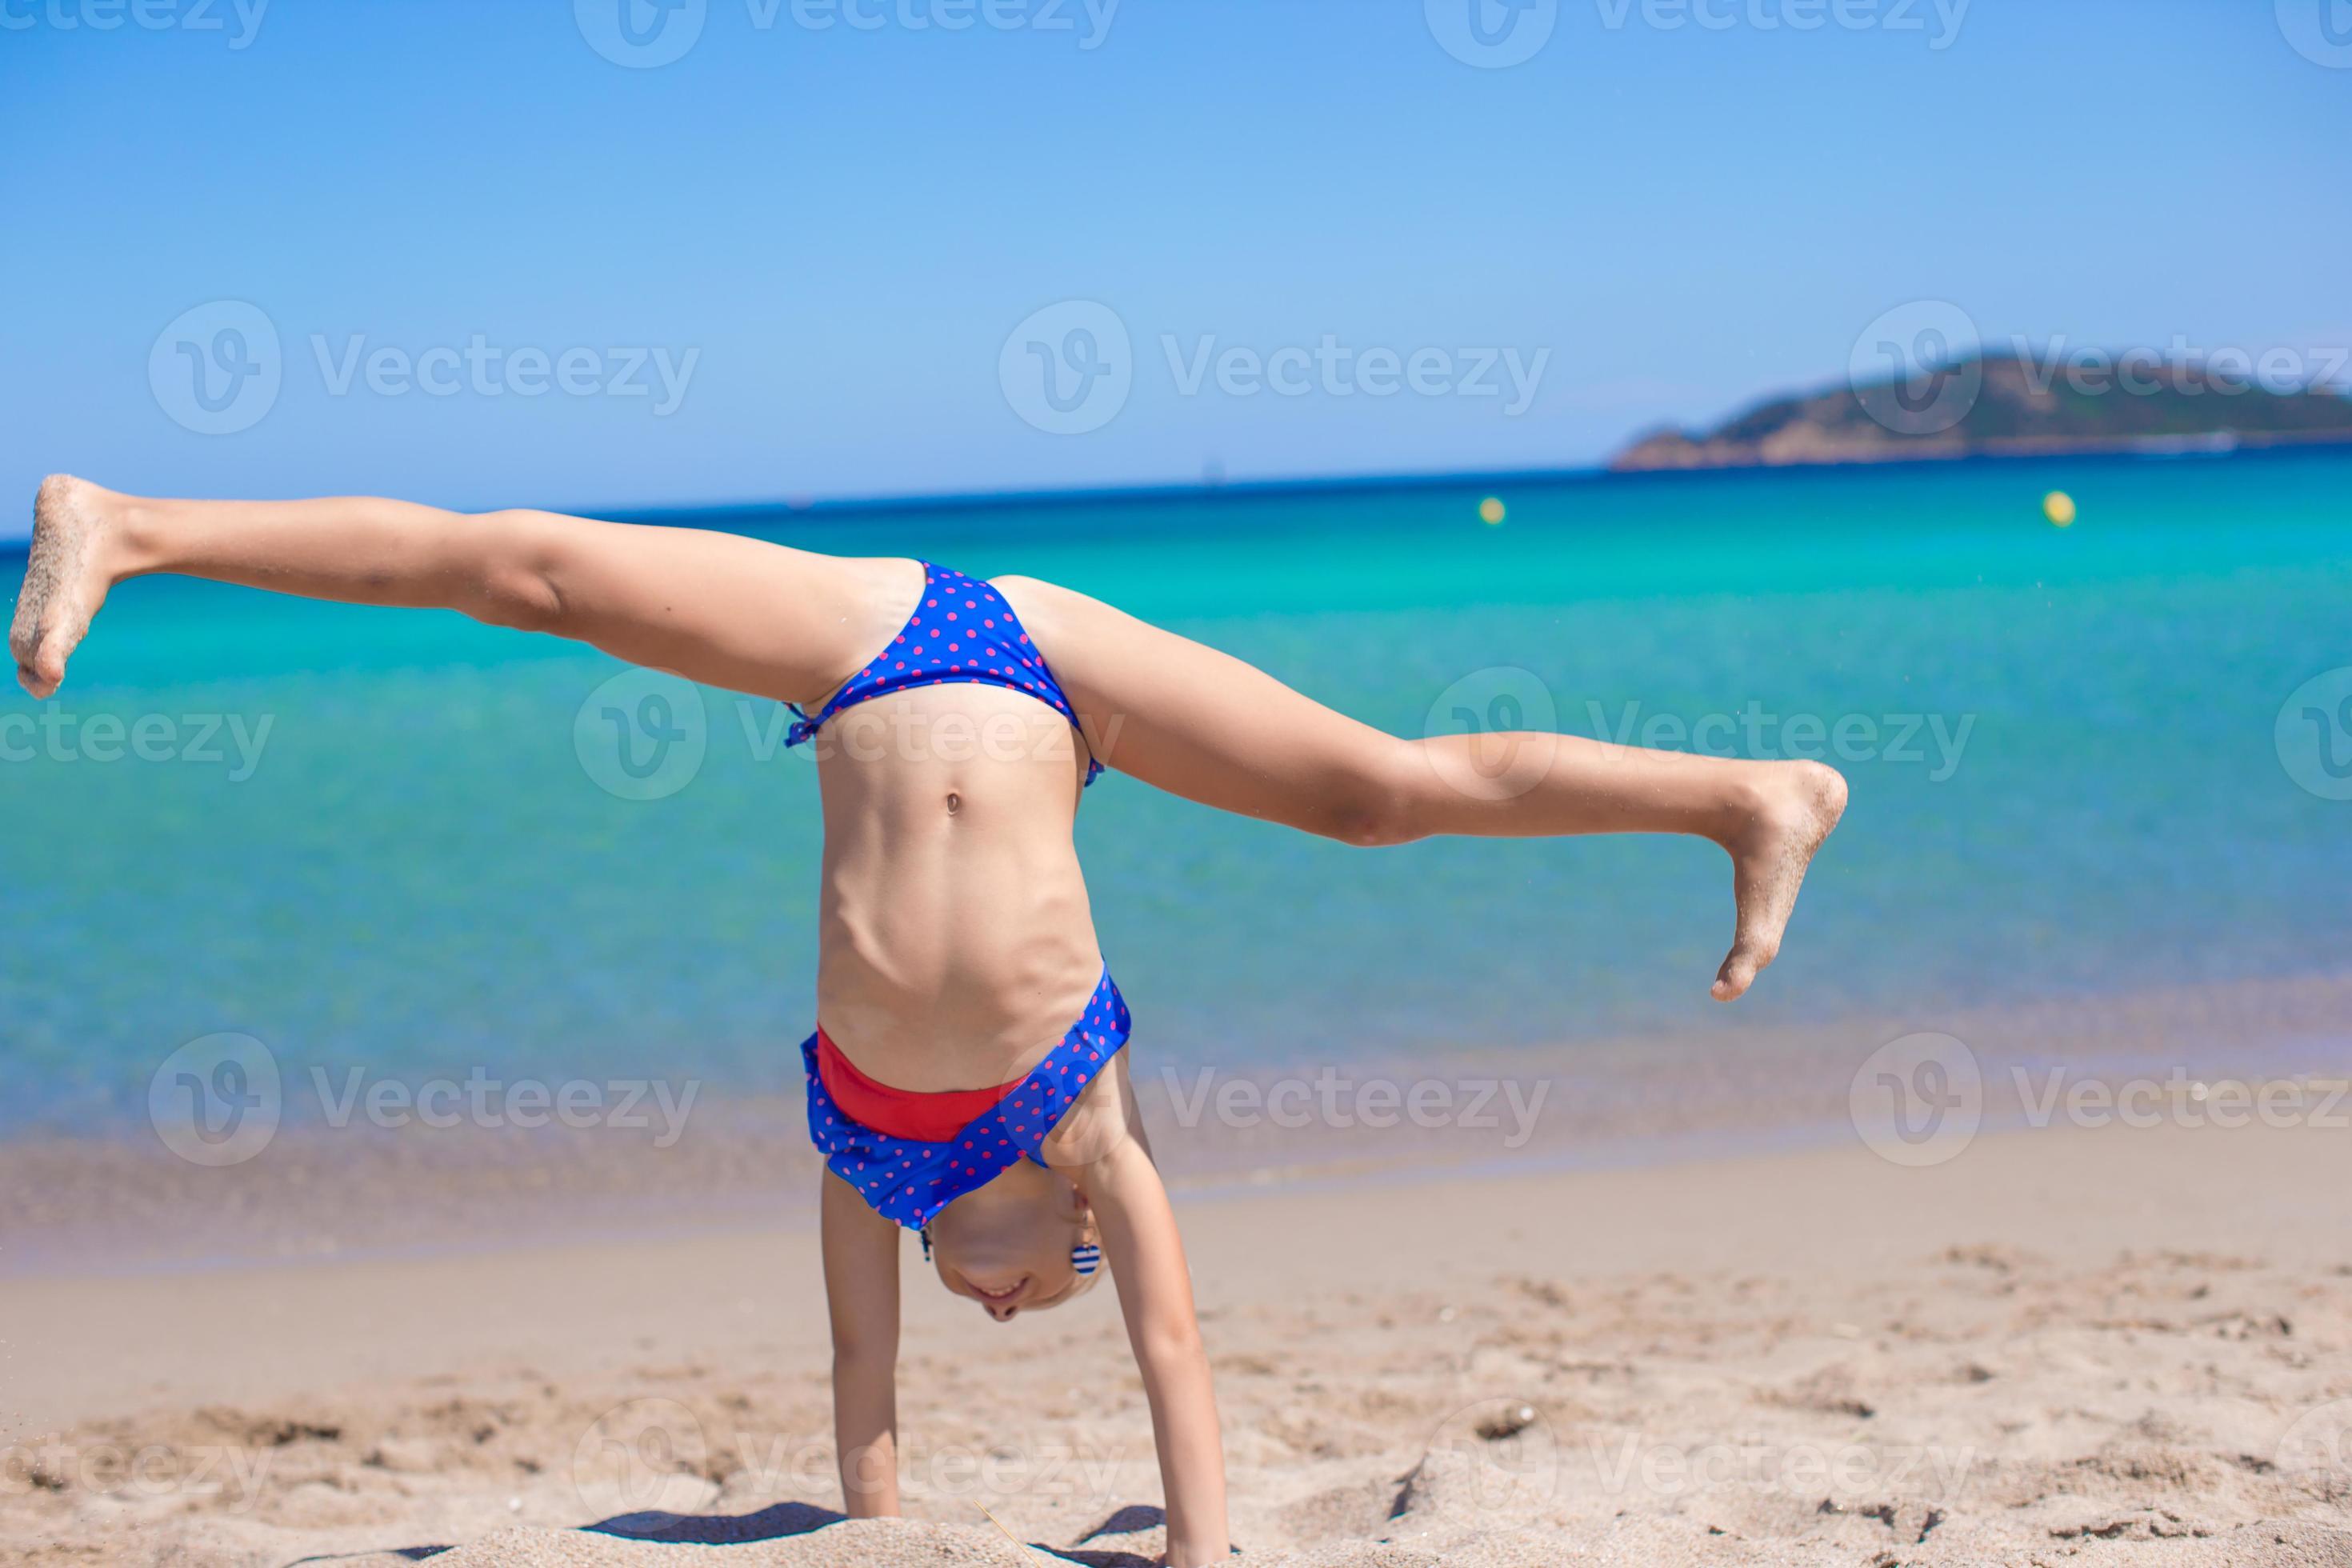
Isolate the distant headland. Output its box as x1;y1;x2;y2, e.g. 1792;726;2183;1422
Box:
1612;350;2352;472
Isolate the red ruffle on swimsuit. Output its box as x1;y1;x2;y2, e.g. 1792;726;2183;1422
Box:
813;1027;1022;1144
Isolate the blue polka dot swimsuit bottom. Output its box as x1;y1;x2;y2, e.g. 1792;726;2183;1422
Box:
802;968;1132;1229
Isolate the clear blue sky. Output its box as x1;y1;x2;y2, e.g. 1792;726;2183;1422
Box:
2;0;2345;529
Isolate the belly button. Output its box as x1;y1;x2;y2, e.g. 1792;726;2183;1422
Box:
946;791;962;815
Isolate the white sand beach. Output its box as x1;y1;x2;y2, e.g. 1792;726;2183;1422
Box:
6;1116;2348;1566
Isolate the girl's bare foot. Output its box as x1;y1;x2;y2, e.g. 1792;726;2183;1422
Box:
1712;759;1848;1001
10;475;123;699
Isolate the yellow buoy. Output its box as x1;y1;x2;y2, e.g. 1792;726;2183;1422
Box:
2042;490;2076;527
1478;496;1506;526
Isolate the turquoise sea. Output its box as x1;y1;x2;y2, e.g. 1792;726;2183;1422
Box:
4;450;2348;1142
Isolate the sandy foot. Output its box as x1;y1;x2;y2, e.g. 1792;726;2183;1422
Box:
10;474;118;701
1714;760;1849;1002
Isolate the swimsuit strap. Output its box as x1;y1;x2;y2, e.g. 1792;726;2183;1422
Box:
804;968;1130;1230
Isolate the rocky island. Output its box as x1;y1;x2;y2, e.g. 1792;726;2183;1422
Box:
1613;350;2352;471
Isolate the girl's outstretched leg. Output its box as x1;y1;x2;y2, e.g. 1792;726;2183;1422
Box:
1001;577;1846;1002
10;475;916;704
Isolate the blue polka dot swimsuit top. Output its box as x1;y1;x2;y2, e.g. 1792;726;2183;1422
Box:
784;562;1103;786
803;968;1133;1230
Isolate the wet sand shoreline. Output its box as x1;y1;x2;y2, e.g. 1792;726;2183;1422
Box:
10;971;2348;1284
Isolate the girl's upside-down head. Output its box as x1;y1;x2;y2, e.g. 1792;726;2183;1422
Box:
924;1160;1105;1322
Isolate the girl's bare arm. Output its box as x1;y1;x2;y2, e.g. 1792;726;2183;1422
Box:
1046;1061;1230;1566
821;1170;905;1518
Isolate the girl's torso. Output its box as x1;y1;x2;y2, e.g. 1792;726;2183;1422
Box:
801;562;1104;1093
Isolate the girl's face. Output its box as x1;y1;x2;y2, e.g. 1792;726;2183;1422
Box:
927;1166;1102;1322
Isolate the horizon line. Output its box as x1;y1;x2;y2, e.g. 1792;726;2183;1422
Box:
2;442;2334;552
